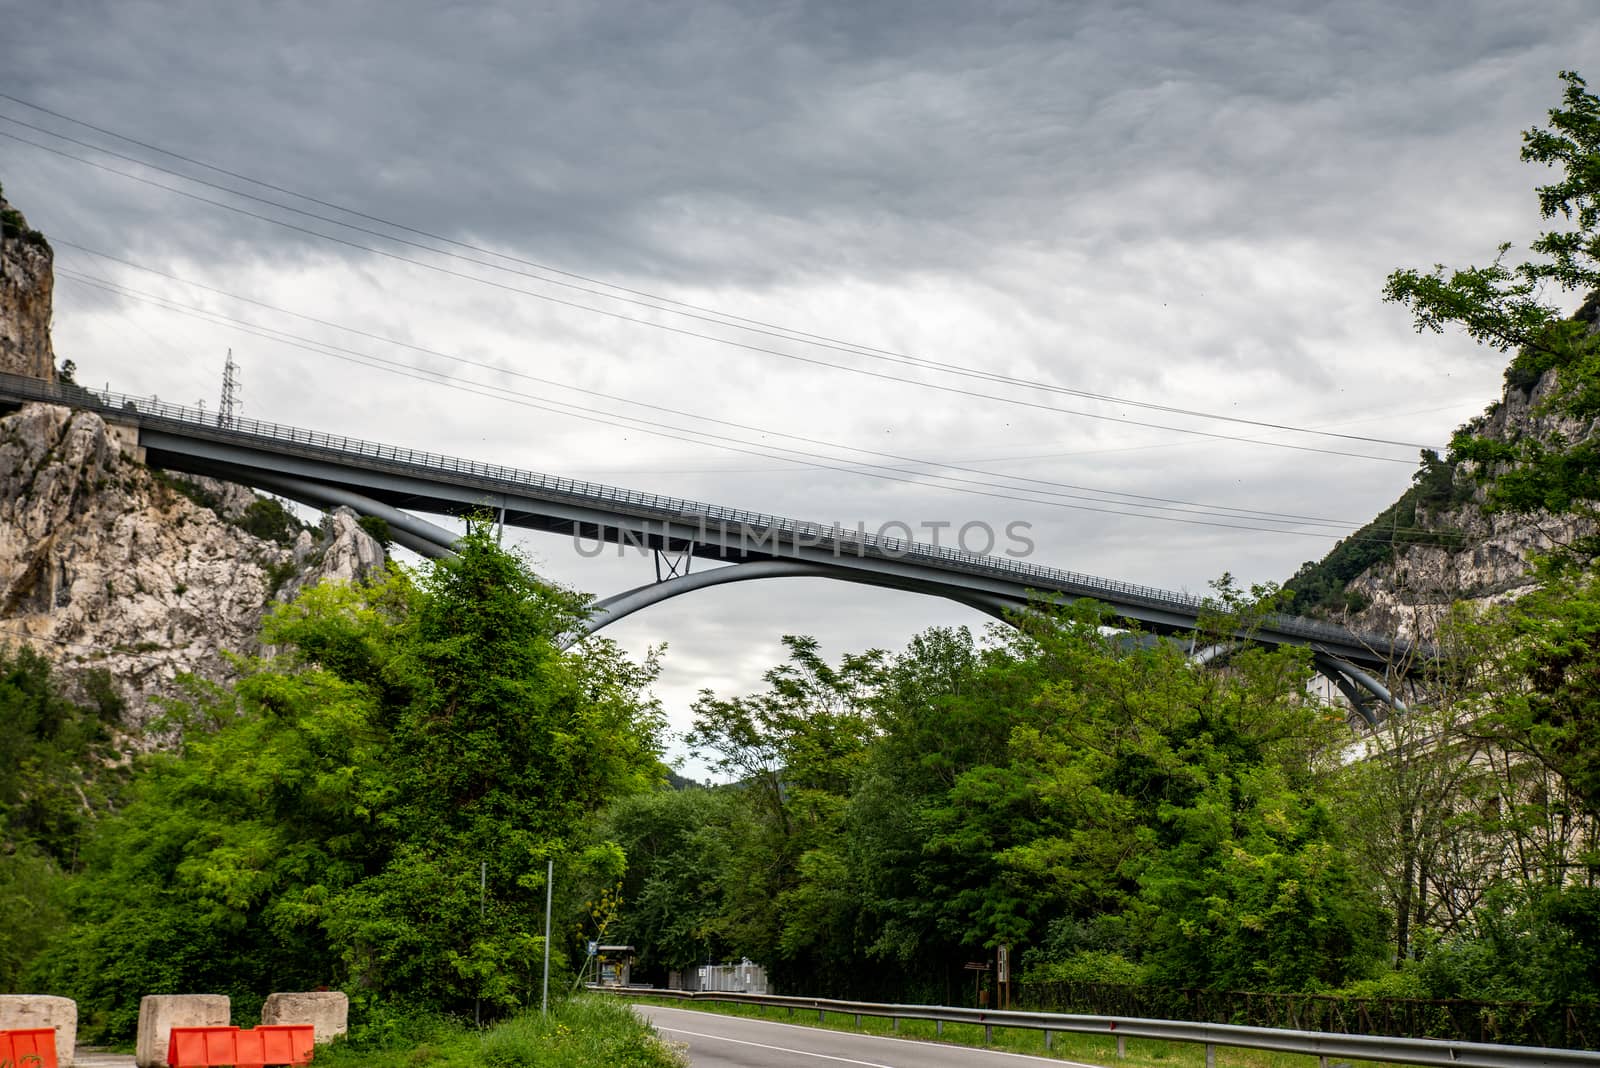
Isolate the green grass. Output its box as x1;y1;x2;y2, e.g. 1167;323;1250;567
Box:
312;996;685;1068
621;994;1418;1068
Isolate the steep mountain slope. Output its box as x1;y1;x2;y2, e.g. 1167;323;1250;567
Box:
0;400;387;723
1285;295;1600;641
0;185;56;382
0;184;386;723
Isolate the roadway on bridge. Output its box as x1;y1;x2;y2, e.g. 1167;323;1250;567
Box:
634;1004;1105;1068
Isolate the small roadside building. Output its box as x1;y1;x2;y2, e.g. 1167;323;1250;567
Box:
596;945;636;987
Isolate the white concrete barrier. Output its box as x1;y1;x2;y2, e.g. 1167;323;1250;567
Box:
0;995;77;1067
260;992;348;1045
134;995;229;1068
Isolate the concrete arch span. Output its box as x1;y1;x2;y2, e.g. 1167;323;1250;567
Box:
579;564;1406;722
231;479;1408;720
578;559;1017;642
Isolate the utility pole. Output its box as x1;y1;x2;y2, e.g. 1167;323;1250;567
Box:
542;859;553;1019
219;349;240;427
476;860;487;1027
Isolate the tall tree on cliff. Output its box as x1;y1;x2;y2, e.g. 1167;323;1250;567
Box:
1385;71;1600;544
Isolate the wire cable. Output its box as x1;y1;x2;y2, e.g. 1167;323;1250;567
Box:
57;244;1365;527
57;269;1377;538
0;97;1439;450
1;123;1429;464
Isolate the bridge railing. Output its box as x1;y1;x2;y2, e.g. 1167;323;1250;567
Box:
0;373;1409;658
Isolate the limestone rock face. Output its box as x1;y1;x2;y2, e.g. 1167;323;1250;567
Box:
0;402;386;724
1340;355;1598;644
282;509;386;599
0;192;56;382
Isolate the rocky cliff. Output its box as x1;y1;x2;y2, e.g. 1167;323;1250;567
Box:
0;184;389;723
0;401;387;724
1286;297;1600;643
0;186;56;383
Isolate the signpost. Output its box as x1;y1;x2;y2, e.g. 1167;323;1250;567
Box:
997;944;1012;1010
963;961;991;1007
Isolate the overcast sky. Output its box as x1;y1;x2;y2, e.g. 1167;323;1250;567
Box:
3;1;1596;774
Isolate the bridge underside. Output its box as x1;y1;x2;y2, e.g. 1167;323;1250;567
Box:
141;432;1398;663
220;473;1405;721
134;436;1409;720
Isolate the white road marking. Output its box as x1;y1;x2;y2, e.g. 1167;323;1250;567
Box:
655;1024;897;1067
640;1005;1107;1067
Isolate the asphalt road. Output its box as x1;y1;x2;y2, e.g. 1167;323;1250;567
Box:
635;1004;1107;1068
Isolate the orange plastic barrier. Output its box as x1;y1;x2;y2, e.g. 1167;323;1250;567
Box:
167;1025;314;1067
0;1027;58;1068
167;1027;238;1067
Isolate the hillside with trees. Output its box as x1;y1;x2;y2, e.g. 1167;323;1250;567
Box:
1287;70;1600;642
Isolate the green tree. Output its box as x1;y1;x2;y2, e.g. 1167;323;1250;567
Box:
35;525;666;1036
1385;71;1600;539
597;786;741;979
0;646;129;992
683;636;880;991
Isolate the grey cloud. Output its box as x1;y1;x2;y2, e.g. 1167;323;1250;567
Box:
6;0;1594;289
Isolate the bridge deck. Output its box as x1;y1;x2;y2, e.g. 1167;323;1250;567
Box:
0;373;1415;671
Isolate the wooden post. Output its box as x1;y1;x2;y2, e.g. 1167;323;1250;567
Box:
1205;1043;1216;1068
984;1024;993;1044
1044;1030;1053;1051
1117;1034;1126;1058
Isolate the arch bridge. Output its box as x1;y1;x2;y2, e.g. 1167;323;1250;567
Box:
0;373;1417;721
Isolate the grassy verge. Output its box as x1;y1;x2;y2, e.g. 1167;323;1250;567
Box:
313;996;685;1068
622;994;1417;1068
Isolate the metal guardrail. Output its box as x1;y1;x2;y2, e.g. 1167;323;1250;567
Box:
0;372;1412;659
594;987;1600;1067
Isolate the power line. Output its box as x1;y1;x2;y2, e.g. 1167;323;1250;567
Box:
0;97;1440;451
0;121;1429;464
56;244;1363;527
57;268;1373;539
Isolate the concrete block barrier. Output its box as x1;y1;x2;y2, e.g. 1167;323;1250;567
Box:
134;995;228;1068
0;995;77;1067
260;992;348;1045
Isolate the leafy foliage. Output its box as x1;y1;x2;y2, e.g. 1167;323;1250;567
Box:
1386;71;1600;553
0;646;130;992
0;180;48;248
614;600;1382;1002
33;526;666;1037
239;498;305;544
311;997;686;1068
152;473;311;546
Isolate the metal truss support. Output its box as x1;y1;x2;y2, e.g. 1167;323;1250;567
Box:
654;548;692;582
1191;642;1237;667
